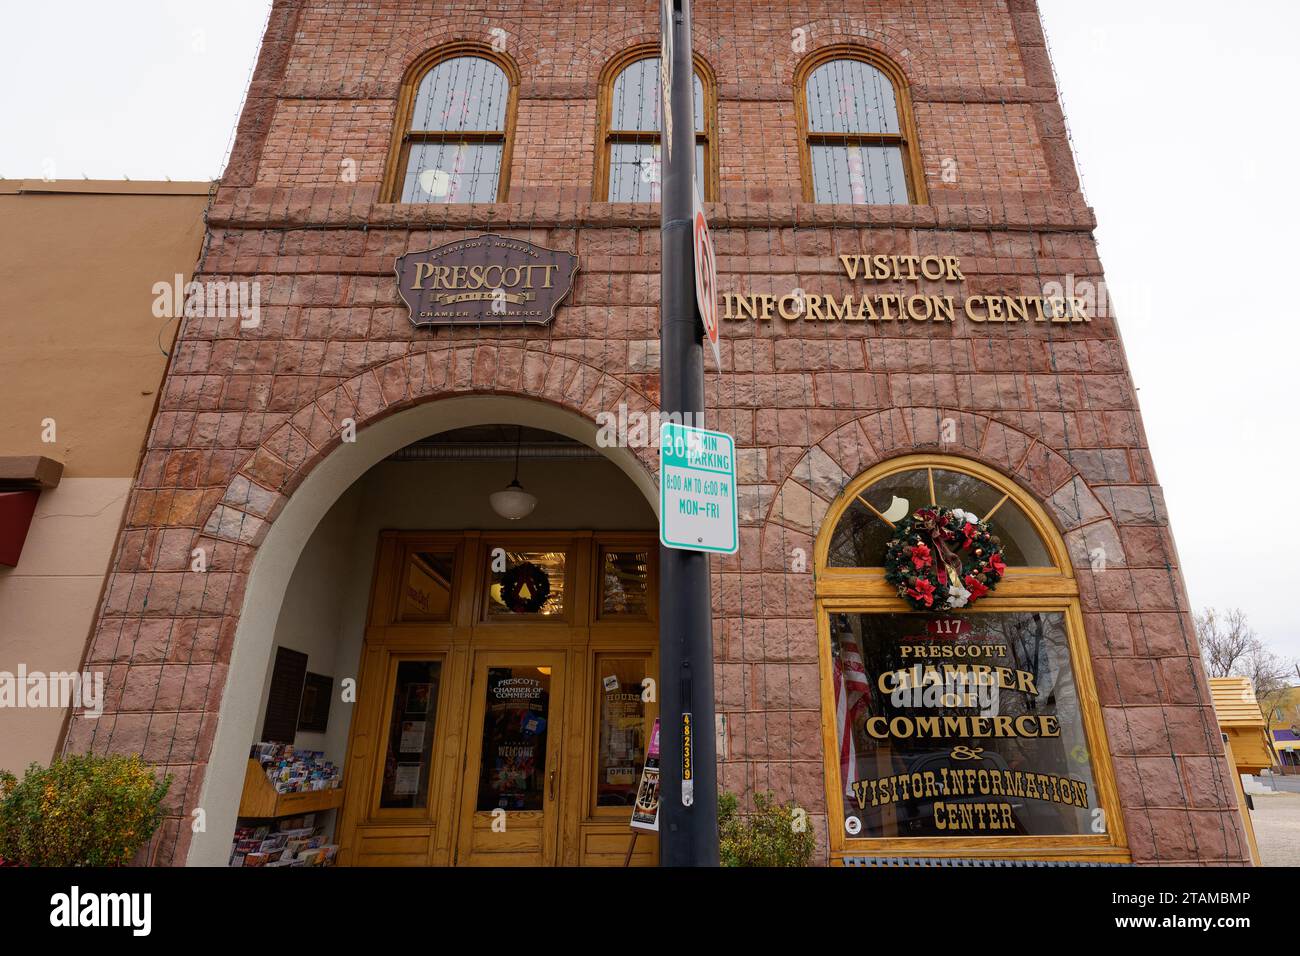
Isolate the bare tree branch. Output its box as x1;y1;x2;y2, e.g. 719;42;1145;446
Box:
1195;607;1256;678
1197;607;1296;727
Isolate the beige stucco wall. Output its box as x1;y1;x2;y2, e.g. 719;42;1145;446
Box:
0;180;209;774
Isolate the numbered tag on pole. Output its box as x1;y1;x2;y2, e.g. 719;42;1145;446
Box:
681;711;694;806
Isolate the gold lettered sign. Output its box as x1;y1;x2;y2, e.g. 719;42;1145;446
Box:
724;254;1096;327
844;616;1093;835
396;233;578;327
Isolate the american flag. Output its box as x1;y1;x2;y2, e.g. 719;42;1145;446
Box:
834;629;871;794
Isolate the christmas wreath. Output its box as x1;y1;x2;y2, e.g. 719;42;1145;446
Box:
499;561;552;613
883;507;1007;612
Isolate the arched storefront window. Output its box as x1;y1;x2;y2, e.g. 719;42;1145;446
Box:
814;455;1128;862
594;45;717;202
796;47;927;204
384;44;519;203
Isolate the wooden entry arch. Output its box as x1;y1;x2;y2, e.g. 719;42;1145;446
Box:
337;530;659;866
812;454;1130;864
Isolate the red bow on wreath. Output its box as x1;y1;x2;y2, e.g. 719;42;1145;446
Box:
913;509;965;594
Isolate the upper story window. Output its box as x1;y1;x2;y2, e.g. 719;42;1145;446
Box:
796;47;926;204
595;45;716;202
385;44;518;203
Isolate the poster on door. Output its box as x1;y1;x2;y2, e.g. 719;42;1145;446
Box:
476;668;551;812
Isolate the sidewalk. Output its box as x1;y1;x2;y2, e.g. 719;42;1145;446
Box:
1249;791;1300;866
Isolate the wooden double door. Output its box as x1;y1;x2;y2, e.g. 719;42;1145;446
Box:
336;531;659;866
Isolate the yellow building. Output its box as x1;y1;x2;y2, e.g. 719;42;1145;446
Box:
1266;685;1300;729
1267;685;1300;771
1209;676;1273;865
1210;677;1274;773
0;179;209;774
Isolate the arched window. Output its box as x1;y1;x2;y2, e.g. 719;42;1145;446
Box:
814;456;1128;862
385;44;518;203
594;46;717;202
796;47;925;204
827;464;1054;569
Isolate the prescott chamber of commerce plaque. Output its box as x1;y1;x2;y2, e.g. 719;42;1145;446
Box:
396;233;579;328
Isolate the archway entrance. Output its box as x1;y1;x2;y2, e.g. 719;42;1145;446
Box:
192;397;660;867
339;527;657;866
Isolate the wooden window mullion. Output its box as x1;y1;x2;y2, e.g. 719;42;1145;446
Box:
385;45;518;203
597;46;716;201
797;48;925;204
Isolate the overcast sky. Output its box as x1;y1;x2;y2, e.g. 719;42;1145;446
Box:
2;2;1296;661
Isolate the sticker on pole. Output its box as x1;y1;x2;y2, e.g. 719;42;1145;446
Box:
659;0;673;162
659;422;738;554
692;202;721;368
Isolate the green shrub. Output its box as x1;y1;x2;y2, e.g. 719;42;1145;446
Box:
718;789;816;867
0;753;171;866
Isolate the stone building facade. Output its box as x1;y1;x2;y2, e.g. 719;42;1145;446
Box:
64;0;1248;866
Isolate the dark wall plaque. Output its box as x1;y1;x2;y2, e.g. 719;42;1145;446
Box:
262;646;308;744
297;671;334;734
396;233;578;327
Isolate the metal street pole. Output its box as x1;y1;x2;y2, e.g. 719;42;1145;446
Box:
658;0;719;866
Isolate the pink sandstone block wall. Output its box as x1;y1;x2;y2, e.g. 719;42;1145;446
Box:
64;0;1248;866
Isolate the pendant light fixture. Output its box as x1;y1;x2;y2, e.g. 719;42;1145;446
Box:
489;425;537;520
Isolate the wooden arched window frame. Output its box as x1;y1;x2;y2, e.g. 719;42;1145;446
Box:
593;44;719;202
813;455;1129;863
794;46;927;205
382;42;520;204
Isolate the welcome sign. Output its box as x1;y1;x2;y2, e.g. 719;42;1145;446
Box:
396;233;578;327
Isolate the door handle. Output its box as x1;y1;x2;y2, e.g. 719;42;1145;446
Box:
549;768;557;801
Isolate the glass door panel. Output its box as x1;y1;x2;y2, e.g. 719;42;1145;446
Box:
598;548;651;619
379;659;443;810
475;666;553;811
593;656;652;812
456;652;565;865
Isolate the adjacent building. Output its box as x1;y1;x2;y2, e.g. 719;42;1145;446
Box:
0;179;208;773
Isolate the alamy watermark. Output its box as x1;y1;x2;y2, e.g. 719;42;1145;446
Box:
595;404;706;449
50;886;150;936
152;273;261;328
0;665;104;717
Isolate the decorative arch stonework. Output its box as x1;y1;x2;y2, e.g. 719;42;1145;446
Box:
206;344;660;550
385;19;732;98
780;23;928;88
760;408;1130;579
385;23;547;92
571;20;729;84
66;344;659;864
